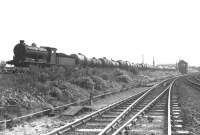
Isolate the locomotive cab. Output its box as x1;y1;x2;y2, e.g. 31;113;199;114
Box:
40;46;57;65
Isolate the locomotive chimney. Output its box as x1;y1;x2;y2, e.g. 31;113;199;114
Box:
20;40;25;44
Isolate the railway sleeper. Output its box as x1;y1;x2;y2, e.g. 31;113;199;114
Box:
173;130;191;135
65;130;100;135
113;108;127;112
111;109;124;113
117;107;129;109
105;111;122;115
101;114;118;118
92;118;113;123
85;122;109;127
148;109;166;113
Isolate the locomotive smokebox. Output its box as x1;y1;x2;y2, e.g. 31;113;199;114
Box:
13;40;27;66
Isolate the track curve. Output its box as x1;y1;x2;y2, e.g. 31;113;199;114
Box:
43;78;174;135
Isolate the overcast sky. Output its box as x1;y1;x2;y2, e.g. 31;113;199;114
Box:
0;0;200;66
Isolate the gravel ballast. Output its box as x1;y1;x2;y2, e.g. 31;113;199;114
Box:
175;79;200;134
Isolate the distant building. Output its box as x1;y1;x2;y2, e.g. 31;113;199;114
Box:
178;60;188;74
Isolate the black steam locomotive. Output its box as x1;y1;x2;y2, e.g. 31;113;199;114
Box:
7;40;75;67
7;40;150;71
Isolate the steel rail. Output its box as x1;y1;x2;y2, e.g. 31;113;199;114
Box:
186;77;200;87
43;79;170;135
193;75;200;82
168;78;191;135
187;75;200;82
167;80;176;135
112;81;174;135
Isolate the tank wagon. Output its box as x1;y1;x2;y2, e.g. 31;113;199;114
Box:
178;60;188;74
7;40;153;72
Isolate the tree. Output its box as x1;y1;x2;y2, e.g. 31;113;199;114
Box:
0;60;6;69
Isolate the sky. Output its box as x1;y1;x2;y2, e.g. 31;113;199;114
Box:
0;0;200;66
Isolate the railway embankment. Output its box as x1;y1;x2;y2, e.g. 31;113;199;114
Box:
3;87;148;135
0;66;178;122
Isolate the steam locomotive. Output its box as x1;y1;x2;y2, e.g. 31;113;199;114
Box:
7;40;149;71
7;40;75;67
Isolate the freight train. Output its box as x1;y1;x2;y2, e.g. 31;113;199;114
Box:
177;60;188;74
7;40;149;71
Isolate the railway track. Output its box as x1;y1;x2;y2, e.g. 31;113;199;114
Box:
185;75;200;88
0;89;133;129
193;75;200;82
112;79;190;135
0;76;173;131
43;78;175;135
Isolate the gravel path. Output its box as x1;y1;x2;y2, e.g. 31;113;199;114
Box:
2;87;148;135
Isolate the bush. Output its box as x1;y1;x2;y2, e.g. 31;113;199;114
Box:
48;87;63;100
100;73;109;80
113;69;125;76
57;82;89;101
91;68;100;75
47;66;66;81
70;68;89;78
70;76;94;89
70;67;101;79
63;66;74;79
130;68;138;75
38;72;49;83
0;61;6;70
13;73;34;85
91;75;108;90
116;75;132;83
29;66;67;82
34;82;50;94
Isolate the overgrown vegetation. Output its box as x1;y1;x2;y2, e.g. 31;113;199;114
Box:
70;76;94;89
91;75;108;90
115;75;132;83
0;65;177;119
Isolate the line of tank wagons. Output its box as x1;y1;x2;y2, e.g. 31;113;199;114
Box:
7;40;152;70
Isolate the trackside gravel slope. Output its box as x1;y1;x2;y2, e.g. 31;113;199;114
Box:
0;66;178;121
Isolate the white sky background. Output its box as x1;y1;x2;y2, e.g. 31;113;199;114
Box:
0;0;200;66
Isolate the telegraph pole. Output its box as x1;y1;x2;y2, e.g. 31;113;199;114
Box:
153;57;155;67
142;54;144;64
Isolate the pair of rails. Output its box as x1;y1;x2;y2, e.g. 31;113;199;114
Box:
44;76;190;135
